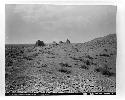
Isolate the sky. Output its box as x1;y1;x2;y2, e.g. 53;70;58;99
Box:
5;4;116;44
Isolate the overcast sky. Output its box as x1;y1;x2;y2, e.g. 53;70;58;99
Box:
5;4;116;44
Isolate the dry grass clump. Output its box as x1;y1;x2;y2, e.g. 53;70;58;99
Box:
95;65;115;77
41;64;48;67
59;62;72;67
80;65;89;70
58;68;71;74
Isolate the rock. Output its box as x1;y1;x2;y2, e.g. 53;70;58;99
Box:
35;40;45;47
59;41;63;44
66;39;70;44
53;41;58;45
52;41;58;47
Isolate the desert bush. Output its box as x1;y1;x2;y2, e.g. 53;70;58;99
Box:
23;56;33;60
59;62;72;67
73;47;79;52
95;68;101;72
58;68;71;74
102;70;115;77
95;65;115;77
71;57;83;61
41;64;47;67
80;65;89;70
86;55;93;60
100;53;110;57
71;57;92;66
33;53;39;57
104;48;108;52
6;58;13;66
84;60;91;65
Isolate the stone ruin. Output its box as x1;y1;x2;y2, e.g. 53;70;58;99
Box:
34;39;70;47
59;41;63;44
59;39;70;44
66;39;70;44
52;41;58;46
35;40;45;47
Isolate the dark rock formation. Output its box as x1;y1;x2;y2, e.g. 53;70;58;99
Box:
66;39;70;44
59;41;63;44
35;40;45;47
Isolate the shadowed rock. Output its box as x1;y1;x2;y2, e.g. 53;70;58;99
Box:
66;39;70;44
52;41;58;46
35;40;45;47
59;41;63;44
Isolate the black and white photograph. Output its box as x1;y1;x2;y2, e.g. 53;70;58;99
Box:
5;4;117;96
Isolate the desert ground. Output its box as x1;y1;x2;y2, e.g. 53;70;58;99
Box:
5;34;116;94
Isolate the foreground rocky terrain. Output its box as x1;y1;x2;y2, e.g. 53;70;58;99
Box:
5;34;116;94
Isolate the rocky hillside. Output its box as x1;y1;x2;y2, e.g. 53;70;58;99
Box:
5;34;116;94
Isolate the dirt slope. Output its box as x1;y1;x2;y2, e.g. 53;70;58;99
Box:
5;34;116;93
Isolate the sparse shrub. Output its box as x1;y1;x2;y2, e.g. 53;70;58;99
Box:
74;63;78;65
23;56;33;60
74;48;78;52
37;61;40;65
20;50;24;54
100;53;110;57
59;62;72;67
58;68;71;74
104;49;108;52
95;65;115;77
86;55;93;59
33;53;38;57
80;65;89;70
103;64;112;70
85;60;91;65
27;48;33;52
71;57;83;61
7;85;16;92
102;70;115;77
95;67;102;72
91;62;97;65
5;73;10;79
6;59;13;66
41;64;47;67
51;56;55;58
45;70;53;74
